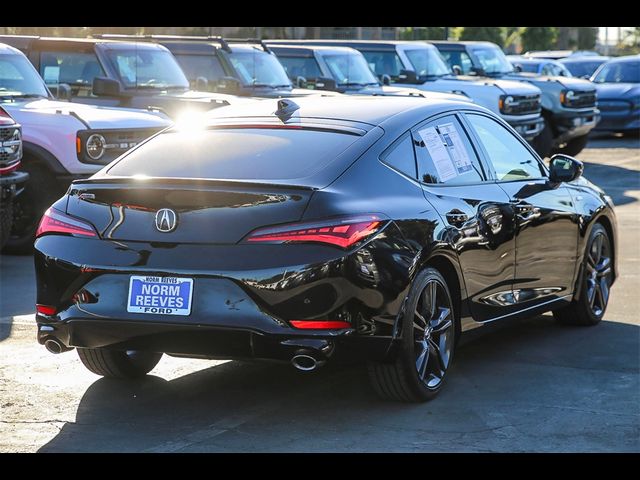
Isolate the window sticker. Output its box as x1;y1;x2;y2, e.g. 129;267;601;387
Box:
438;122;473;175
418;126;457;182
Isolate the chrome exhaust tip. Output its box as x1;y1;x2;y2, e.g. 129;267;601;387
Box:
44;339;72;354
291;354;320;372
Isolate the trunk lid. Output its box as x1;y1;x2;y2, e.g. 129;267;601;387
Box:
66;178;314;244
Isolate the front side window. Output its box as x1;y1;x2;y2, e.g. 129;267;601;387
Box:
592;61;640;83
227;50;291;87
105;48;189;89
322;53;379;86
277;56;323;82
469;46;514;75
39;51;105;86
361;50;404;80
173;53;226;84
404;48;450;78
466;113;544;181
0;53;49;97
413;115;485;185
439;50;473;75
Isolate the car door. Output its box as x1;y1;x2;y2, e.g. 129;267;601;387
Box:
464;112;580;309
413;113;517;321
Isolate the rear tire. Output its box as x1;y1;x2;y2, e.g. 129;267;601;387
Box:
368;268;456;402
530;119;554;159
0;200;13;250
77;348;162;378
555;134;589;157
553;224;612;326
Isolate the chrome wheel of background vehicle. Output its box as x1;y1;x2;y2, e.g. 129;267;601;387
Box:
413;279;454;390
554;223;612;326
368;268;456;402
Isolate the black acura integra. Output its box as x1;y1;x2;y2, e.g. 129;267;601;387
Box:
34;96;617;402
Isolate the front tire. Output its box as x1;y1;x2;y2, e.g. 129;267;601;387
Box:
0;200;13;250
368;268;456;402
530;119;554;159
77;348;163;378
554;224;613;326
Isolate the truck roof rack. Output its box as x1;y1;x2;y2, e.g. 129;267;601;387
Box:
92;34;236;53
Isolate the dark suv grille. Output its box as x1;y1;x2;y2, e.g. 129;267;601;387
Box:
566;90;597;109
508;94;541;115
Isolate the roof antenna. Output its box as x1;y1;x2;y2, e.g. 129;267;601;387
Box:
275;99;299;121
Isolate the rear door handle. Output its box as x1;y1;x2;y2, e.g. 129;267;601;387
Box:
445;210;469;226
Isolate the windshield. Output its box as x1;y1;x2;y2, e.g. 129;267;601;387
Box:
323;53;379;86
470;46;514;75
515;62;540;73
0;53;49;98
404;48;450;78
592;61;640;84
563;61;605;78
228;50;291;88
106;48;189;89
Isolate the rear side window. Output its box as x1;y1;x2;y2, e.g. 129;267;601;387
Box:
380;133;416;178
107;128;361;181
361;50;403;79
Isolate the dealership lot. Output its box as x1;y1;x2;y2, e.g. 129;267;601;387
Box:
0;135;638;452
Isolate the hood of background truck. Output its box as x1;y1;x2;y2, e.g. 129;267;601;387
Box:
594;82;640;100
454;76;541;96
1;99;172;130
506;73;595;91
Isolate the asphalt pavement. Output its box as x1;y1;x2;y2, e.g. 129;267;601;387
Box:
1;135;638;452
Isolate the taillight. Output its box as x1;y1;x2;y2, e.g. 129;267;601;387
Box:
36;304;57;316
290;320;352;330
36;207;97;238
245;215;385;249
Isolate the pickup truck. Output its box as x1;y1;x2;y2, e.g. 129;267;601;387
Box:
432;41;600;157
0;42;172;252
0;35;240;119
271;40;546;146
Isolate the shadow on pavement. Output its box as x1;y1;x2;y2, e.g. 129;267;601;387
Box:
582;161;640;206
0;254;36;342
38;315;639;452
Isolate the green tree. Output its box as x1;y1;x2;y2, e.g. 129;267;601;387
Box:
576;27;598;50
459;27;505;45
399;27;446;41
521;27;558;52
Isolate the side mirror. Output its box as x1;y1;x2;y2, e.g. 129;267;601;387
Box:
397;69;418;83
314;76;337;91
92;77;122;97
513;64;523;73
296;76;307;88
381;73;391;86
470;66;486;76
217;76;241;94
195;76;209;91
451;65;463;76
581;74;590;80
50;83;72;101
549;154;583;183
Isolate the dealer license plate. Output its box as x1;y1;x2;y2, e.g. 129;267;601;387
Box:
127;276;193;316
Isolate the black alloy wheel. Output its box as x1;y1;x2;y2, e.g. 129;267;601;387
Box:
368;268;456;402
554;223;612;326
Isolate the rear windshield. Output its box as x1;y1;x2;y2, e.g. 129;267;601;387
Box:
107;128;361;180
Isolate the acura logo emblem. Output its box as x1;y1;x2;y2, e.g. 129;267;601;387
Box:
155;208;177;233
